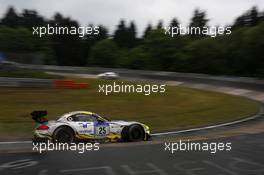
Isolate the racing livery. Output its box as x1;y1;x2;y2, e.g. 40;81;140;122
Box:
31;111;151;143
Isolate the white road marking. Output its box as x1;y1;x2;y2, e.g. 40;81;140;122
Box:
152;113;260;136
229;157;264;172
60;166;115;175
0;159;38;170
226;89;251;95
173;161;205;175
203;160;238;175
121;163;168;175
165;81;183;86
38;169;48;175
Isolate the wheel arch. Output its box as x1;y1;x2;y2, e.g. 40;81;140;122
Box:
53;125;76;136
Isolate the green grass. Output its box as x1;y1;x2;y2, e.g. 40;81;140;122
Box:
0;78;259;139
0;69;63;79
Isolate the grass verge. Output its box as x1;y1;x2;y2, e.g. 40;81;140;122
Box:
0;78;259;139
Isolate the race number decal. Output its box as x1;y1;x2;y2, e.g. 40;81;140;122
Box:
95;123;110;136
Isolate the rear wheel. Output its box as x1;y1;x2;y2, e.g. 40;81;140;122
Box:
53;126;74;143
121;126;129;142
127;124;145;142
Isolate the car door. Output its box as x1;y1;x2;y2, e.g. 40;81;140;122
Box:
67;113;95;137
94;120;110;139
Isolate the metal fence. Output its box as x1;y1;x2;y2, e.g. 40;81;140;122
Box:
0;77;54;88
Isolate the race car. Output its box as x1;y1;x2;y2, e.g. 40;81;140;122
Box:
31;111;151;143
97;72;120;80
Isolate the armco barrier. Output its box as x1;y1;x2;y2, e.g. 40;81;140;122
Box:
17;64;264;90
0;77;54;88
0;77;89;89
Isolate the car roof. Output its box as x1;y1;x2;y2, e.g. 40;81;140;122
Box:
62;111;93;117
58;111;107;121
58;111;92;120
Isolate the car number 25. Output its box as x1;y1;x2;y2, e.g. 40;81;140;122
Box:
95;124;110;136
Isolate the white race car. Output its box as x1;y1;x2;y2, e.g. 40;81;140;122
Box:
32;111;151;143
97;72;120;80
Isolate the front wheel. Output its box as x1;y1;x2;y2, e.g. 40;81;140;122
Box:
127;124;145;142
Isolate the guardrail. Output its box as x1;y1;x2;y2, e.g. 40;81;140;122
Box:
17;64;264;90
0;77;54;88
0;77;88;89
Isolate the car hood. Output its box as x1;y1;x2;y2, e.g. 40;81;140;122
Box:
109;120;140;126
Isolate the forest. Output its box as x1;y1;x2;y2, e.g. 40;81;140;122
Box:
0;6;264;77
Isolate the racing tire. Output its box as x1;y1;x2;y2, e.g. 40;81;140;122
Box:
127;124;145;142
121;126;129;142
52;126;75;143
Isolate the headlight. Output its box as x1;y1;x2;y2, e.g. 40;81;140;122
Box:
143;124;150;132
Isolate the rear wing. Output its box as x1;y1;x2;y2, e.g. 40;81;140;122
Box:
31;111;48;124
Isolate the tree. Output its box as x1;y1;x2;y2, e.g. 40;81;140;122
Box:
170;18;179;27
126;47;150;69
189;9;208;37
85;24;108;43
96;25;108;41
248;6;259;26
233;6;260;29
83;24;109;65
127;21;138;48
143;30;183;70
1;7;20;28
49;13;84;66
113;20;138;48
189;9;208;28
156;20;163;30
260;11;264;22
20;10;45;29
239;23;264;76
143;24;152;38
169;18;180;36
233;15;247;29
89;39;120;67
113;20;127;48
0;26;55;64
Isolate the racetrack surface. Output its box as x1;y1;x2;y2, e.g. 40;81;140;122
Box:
0;132;264;175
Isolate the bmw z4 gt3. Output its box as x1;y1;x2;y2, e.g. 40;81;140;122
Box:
31;111;151;143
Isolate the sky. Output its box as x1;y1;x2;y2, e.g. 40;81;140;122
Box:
1;0;264;36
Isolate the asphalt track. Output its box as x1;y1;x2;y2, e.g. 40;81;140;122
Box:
0;69;264;175
0;132;264;175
